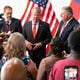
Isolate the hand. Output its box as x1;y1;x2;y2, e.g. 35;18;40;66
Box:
25;40;33;50
0;32;6;37
33;42;42;50
0;37;3;40
7;31;12;36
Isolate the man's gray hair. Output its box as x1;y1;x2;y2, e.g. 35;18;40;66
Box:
62;6;73;15
32;6;41;14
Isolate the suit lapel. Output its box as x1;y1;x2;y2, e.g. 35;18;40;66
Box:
2;19;6;32
35;20;42;40
61;23;70;36
29;21;34;40
61;18;74;37
56;21;64;36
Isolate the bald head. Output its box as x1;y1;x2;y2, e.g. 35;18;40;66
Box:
1;58;26;80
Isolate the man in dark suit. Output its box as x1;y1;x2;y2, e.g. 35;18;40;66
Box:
0;5;22;59
0;5;22;34
23;6;52;67
56;6;80;53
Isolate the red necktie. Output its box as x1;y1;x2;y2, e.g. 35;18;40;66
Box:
32;24;36;39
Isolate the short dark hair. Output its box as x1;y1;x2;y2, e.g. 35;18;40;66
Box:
50;37;64;57
4;5;12;12
68;29;80;53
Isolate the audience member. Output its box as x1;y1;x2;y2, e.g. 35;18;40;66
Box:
36;37;65;80
56;6;80;53
1;57;26;80
0;32;37;80
23;6;52;68
49;29;80;80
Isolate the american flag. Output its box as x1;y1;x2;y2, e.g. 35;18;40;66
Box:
21;0;59;53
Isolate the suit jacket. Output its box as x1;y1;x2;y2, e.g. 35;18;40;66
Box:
23;20;52;67
56;18;80;53
0;18;22;33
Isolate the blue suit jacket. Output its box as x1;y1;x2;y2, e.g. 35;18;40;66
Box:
56;18;80;53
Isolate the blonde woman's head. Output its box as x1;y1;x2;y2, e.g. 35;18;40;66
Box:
5;32;26;59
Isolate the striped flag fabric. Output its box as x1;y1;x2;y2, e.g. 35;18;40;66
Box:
21;0;59;37
21;0;59;53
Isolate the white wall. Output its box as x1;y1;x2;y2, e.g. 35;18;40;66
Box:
50;0;71;21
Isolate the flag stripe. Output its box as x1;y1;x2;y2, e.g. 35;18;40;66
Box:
42;1;51;21
21;0;30;22
51;19;59;37
40;7;45;20
22;1;33;25
25;2;34;21
49;11;55;28
45;3;52;22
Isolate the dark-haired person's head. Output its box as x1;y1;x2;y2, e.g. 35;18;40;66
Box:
50;37;64;57
68;29;80;53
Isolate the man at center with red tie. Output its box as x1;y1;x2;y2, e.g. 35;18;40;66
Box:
22;6;52;68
